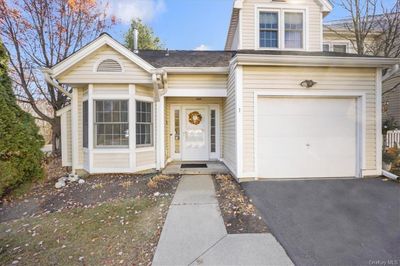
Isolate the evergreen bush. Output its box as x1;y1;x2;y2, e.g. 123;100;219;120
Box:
0;40;44;197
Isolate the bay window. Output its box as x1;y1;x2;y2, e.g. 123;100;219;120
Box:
136;101;153;147
94;100;129;147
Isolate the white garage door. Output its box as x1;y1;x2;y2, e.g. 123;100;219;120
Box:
257;97;357;178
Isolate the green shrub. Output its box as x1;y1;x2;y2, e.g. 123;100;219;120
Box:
0;40;44;197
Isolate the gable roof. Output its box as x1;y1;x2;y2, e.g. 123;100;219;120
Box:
51;33;155;77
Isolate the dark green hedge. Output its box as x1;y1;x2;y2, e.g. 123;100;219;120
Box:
0;40;44;197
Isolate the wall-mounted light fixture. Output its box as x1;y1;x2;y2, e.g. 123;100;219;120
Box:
300;80;317;88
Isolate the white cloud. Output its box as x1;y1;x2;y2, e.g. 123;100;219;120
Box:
194;44;210;51
107;0;166;24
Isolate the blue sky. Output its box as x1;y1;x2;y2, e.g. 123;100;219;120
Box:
108;0;396;50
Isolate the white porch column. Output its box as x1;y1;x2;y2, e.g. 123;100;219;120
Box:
156;95;165;169
71;88;79;173
88;84;94;173
235;66;243;178
129;84;136;171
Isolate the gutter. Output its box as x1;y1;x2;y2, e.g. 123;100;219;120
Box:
41;68;73;98
382;64;399;81
232;54;400;68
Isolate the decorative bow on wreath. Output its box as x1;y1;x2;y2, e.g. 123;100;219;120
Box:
188;111;202;125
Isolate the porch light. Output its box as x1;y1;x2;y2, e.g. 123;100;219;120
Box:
300;80;317;88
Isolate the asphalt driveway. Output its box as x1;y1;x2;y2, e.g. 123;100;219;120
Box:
242;178;400;266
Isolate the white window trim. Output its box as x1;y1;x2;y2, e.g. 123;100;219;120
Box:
93;99;130;149
323;41;350;53
255;5;308;51
93;55;125;73
209;104;221;160
135;97;155;148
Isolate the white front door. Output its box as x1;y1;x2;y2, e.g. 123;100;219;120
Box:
181;106;209;161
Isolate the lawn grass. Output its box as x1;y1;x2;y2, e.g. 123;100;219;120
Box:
0;196;171;265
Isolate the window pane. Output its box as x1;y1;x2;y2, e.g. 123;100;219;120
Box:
210;110;216;153
260;12;278;29
136;100;153;146
83;101;88;148
259;12;278;48
174;109;180;153
94;100;129;147
285;13;303;49
333;45;347;53
323;44;330;52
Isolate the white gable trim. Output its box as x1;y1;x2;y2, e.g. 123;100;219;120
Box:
51;34;155;77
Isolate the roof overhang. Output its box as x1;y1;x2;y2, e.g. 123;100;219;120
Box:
232;54;400;68
162;67;229;74
51;34;156;78
56;105;71;117
319;0;333;13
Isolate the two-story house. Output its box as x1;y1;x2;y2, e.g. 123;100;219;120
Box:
46;0;399;180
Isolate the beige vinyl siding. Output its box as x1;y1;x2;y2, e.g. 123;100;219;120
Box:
93;84;129;95
77;88;84;166
241;0;323;51
136;150;155;167
58;45;152;84
164;97;224;161
383;73;400;124
168;74;228;90
242;66;377;174
92;153;130;169
136;85;154;97
223;68;237;174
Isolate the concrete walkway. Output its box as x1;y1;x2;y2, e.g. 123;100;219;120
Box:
152;175;293;266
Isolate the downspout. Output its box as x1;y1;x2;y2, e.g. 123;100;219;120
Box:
152;70;168;171
41;68;72;98
382;64;399;82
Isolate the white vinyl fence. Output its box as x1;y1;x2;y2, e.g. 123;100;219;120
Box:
386;130;400;148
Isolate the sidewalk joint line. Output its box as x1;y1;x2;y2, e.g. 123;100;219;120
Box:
187;234;228;266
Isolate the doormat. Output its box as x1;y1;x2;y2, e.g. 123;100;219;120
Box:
181;163;208;169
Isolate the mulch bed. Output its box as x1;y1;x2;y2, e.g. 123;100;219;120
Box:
213;174;269;234
0;173;180;223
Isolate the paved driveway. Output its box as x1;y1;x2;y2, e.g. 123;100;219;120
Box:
242;178;400;266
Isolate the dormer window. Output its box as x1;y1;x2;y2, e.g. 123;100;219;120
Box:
97;59;122;72
284;12;303;49
257;9;306;50
260;12;279;48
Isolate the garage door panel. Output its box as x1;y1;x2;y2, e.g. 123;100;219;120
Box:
257;97;357;178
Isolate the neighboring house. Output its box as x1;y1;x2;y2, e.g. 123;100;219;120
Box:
46;0;399;180
19;99;53;144
323;18;400;126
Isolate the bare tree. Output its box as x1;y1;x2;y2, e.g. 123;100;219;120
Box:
371;1;400;57
0;0;113;154
327;0;378;55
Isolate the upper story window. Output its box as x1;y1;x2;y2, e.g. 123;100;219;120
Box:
258;9;305;50
323;43;348;53
284;12;303;49
333;44;347;53
259;12;279;48
97;59;122;72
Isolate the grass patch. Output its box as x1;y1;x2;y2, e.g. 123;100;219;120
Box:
0;196;171;265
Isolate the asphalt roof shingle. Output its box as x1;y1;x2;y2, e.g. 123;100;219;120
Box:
137;50;235;68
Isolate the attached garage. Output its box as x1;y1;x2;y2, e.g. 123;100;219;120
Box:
256;97;359;178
